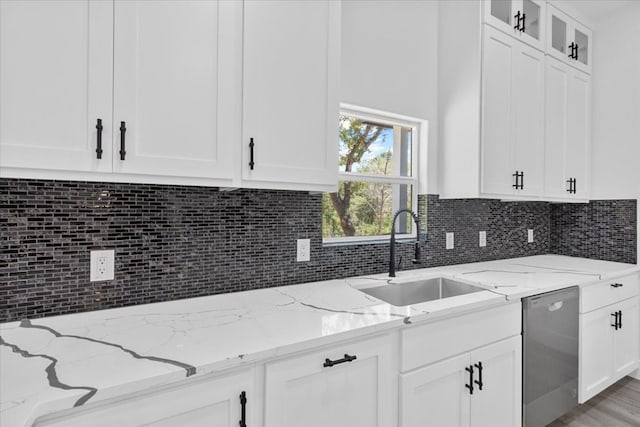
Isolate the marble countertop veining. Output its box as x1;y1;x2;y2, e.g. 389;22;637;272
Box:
1;255;638;426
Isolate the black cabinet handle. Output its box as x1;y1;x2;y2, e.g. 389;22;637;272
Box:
568;42;578;60
574;43;579;61
521;13;526;32
465;365;474;395
618;310;623;329
119;121;127;161
239;391;247;427
513;171;523;189
249;137;255;170
566;178;577;194
611;283;624;288
95;118;103;159
514;11;521;31
611;312;619;330
474;361;484;391
323;353;357;368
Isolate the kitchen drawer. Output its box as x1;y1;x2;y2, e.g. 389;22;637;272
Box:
401;302;521;372
581;273;639;313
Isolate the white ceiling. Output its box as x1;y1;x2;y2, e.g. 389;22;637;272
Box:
550;0;640;24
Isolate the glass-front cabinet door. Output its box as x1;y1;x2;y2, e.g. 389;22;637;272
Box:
483;0;546;51
547;4;592;74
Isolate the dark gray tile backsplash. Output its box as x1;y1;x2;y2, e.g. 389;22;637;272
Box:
550;199;637;264
0;179;636;322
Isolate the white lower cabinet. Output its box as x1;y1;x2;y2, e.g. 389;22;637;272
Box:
36;368;255;427
264;334;396;427
401;336;521;427
580;296;640;402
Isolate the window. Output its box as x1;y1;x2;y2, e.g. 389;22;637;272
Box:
323;105;424;243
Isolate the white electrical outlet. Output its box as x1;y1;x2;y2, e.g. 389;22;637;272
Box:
479;231;487;247
297;239;310;262
446;232;454;250
90;249;114;282
528;229;534;243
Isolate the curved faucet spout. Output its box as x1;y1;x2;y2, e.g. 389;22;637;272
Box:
389;209;421;277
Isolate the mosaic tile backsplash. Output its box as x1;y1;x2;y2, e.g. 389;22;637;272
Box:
0;178;636;322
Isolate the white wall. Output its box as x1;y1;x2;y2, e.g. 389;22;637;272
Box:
341;0;439;194
589;4;640;264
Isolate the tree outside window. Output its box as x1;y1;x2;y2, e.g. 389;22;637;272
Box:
323;109;419;241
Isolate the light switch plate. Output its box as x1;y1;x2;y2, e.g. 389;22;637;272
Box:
90;249;114;282
446;232;454;250
479;231;487;247
528;229;534;243
297;239;310;262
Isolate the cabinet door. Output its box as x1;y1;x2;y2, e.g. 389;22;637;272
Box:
265;335;395;427
37;369;254;427
0;0;112;173
547;4;592;75
242;0;339;190
470;336;522;427
400;353;471;427
483;0;545;52
565;68;590;199
579;307;614;402
511;38;545;197
112;0;239;181
544;57;570;198
481;26;516;196
613;297;640;377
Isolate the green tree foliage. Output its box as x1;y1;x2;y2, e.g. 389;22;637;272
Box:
324;115;392;237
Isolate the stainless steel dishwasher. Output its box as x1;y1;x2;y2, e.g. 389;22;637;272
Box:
523;286;579;427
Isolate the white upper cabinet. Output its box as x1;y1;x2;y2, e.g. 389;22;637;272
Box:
483;0;546;52
547;4;592;74
112;0;238;181
544;57;590;201
481;25;545;198
241;0;339;191
0;0;113;173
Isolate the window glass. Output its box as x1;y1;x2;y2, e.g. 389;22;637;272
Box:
324;112;419;241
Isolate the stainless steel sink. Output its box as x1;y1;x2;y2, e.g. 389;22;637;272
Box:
358;277;485;306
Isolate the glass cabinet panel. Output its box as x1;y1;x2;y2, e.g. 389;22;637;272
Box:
491;0;513;25
551;15;567;54
575;29;589;65
522;0;541;40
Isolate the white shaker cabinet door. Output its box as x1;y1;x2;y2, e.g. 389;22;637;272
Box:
37;369;254;427
565;68;590;199
511;38;545;198
580;306;614;402
400;353;471;427
613;297;640;377
265;334;395;427
481;26;515;197
112;0;239;181
470;336;522;427
0;0;113;173
242;0;339;190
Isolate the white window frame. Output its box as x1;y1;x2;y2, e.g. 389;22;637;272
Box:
323;104;427;245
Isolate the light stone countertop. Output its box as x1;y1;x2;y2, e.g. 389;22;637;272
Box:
1;254;638;427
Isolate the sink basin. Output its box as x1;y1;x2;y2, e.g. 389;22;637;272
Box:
358;277;485;306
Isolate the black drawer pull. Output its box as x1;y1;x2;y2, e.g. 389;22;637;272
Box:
474;361;484;391
611;283;623;288
119;121;127;161
323;354;357;368
239;391;247;427
96;118;103;159
465;365;474;394
249;137;255;170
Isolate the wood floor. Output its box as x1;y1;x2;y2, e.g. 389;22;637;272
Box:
548;377;640;427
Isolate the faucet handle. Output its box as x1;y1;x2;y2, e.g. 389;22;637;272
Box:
412;242;421;264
